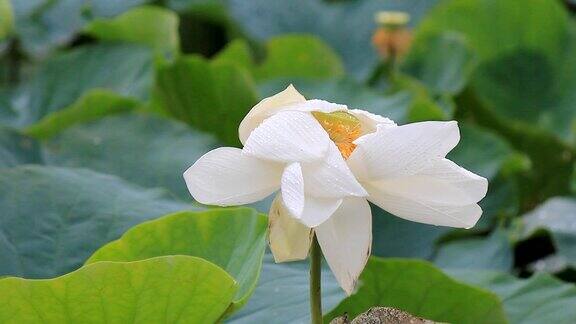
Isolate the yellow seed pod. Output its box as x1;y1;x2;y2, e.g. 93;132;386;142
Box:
312;111;362;159
375;11;410;29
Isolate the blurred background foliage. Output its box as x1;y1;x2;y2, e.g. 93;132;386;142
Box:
2;0;576;323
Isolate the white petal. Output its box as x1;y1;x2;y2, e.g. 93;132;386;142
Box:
348;121;460;181
183;147;282;206
243;110;331;163
301;142;367;198
279;162;343;227
280;163;305;217
298;196;342;227
414;158;488;204
365;181;482;228
371;159;487;207
279;195;342;228
268;193;313;262
315;197;372;295
239;84;306;144
349;109;396;135
282;99;347;114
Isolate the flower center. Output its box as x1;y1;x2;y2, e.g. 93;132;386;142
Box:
312;111;362;159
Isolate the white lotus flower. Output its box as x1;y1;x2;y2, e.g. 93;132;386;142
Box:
184;85;488;295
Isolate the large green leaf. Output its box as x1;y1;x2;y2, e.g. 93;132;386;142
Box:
520;197;576;266
435;230;513;272
256;35;343;80
412;0;576;206
25;89;138;139
449;270;576;324
42;113;218;200
403;31;476;95
166;0;226;14
87;208;267;314
471;45;576;143
325;258;507;324
213;38;253;71
155;55;258;146
0;256;238;324
371;206;449;259
11;0;150;56
475;175;519;230
390;75;450;122
415;0;569;63
227;0;438;80
0;126;41;167
216;35;344;81
13;43;153;127
448;124;513;180
415;0;576;143
459;84;574;206
0;89;18;126
0;166;190;278
0;0;13;40
227;252;345;324
84;5;180;53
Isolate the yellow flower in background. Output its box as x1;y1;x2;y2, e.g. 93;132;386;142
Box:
184;85;488;295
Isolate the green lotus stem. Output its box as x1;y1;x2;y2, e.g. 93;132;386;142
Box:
310;236;323;324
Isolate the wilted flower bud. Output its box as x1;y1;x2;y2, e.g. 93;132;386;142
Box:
372;11;413;60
